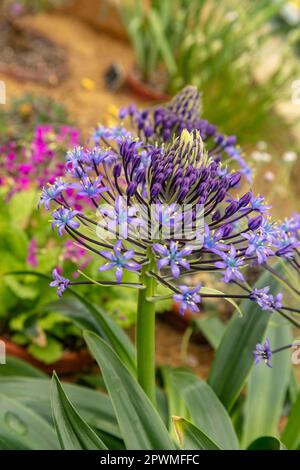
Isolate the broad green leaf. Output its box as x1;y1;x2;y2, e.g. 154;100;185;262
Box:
8;189;37;228
172;369;239;450
288;369;299;406
7;271;136;375
45;292;136;375
0;394;59;450
248;436;286;450
51;373;107;450
282;392;300;449
173;418;220;450
84;331;175;450
160;366;188;438
0;377;120;438
242;313;292;447
28;337;63;364
0;356;47;378
208;267;283;409
193;315;226;349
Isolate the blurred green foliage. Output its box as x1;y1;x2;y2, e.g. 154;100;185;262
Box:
120;0;299;145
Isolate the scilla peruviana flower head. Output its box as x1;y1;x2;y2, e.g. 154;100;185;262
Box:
40;121;277;312
119;86;253;183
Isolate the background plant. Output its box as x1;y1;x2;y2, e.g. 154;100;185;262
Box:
119;0;298;146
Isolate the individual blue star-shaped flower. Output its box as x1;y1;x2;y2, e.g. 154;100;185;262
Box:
49;268;70;297
92;125;113;143
51;208;80;236
153;241;193;278
173;284;202;315
92;125;131;144
100;196;144;238
278;215;300;235
73;175;110;199
253;338;272;368
249;194;271;214
85;147;116;166
250;286;283;311
66;147;86;174
242;233;274;264
39;179;68;210
99;240;141;283
202;224;226;255
259;217;278;243
274;232;300;258
215;245;245;283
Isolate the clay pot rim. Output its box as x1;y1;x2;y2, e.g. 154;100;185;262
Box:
126;69;171;102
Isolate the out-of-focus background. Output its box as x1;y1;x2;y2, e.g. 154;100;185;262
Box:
2;1;300;206
0;0;299;376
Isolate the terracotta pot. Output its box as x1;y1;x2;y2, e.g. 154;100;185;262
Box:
126;70;170;102
1;337;94;375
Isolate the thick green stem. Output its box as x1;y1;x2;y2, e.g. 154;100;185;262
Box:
136;262;157;407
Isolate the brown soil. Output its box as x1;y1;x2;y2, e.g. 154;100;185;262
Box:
155;318;214;379
2;12;142;135
0;19;67;86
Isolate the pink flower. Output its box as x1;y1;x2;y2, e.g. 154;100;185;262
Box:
27;239;38;268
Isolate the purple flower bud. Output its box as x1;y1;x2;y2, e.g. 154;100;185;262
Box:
226;135;237;146
225;201;239;217
113;163;122;178
215;135;225;145
216;188;227;203
119;108;127;119
248;215;263;230
221;224;233;238
127;182;138;197
228;172;241;188
134;169;145;184
144;126;154;138
212;210;221;222
128;104;136;116
151;183;162;198
238;191;252;208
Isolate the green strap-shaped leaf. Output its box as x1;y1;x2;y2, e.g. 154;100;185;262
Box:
45;293;136;376
193;315;226;349
5;271;136;375
247;436;287;450
0;394;59;450
148;10;177;75
242;313;292;447
172;369;239;450
160;366;188;438
1;355;47;378
0;376;120;438
208;266;283;409
281;392;300;449
84;331;175;450
51;373;107;450
173;418;220;450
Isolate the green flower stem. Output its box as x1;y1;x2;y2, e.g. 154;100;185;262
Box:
136;258;157;407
